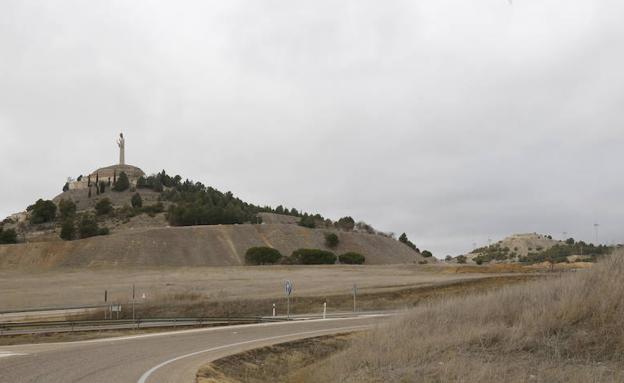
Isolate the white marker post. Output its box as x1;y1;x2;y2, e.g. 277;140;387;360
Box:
323;301;327;319
272;303;276;317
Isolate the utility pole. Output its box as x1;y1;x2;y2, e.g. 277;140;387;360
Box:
593;223;600;244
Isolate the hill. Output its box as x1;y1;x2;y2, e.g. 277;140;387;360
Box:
0;223;424;269
468;233;560;263
455;233;612;265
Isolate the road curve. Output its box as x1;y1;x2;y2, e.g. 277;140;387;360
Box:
0;315;387;383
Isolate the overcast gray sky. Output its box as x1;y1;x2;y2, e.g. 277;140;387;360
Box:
1;0;622;256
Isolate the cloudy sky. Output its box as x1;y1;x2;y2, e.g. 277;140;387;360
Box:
1;0;622;256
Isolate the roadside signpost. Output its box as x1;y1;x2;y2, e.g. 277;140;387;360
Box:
111;304;122;320
285;280;293;319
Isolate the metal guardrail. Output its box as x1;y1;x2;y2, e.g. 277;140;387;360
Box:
0;304;112;315
0;316;289;335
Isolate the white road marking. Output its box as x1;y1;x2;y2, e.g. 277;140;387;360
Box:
137;325;370;383
0;351;27;358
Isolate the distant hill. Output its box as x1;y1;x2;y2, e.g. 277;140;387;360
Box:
471;233;560;261
455;233;612;265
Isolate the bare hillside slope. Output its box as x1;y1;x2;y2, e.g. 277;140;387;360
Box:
0;224;423;269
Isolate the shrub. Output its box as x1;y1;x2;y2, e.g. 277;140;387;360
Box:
98;227;110;236
299;215;316;228
131;193;143;208
339;252;365;265
60;219;75;241
456;255;467;264
63;182;69;192
475;258;483;265
113;171;130;192
0;228;18;244
325;232;339;248
142;202;164;216
78;215;99;239
336;216;355;231
58;199;76;219
28;199;57;224
95;198;113;216
421;250;433;258
245;247;283;265
291;249;337;265
445;255;453;262
355;221;376;234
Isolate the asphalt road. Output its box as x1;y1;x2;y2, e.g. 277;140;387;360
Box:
0;314;386;383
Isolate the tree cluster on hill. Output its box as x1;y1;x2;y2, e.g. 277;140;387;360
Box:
60;213;110;241
243;246;366;265
519;239;611;264
0;227;18;244
399;233;420;252
134;170;322;226
27;199;57;224
245;247;283;265
472;243;514;264
421;250;433;258
338;252;366;264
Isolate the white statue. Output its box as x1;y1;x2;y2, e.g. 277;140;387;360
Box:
117;133;125;165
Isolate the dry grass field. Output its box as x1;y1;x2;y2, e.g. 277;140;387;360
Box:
302;253;624;383
0;264;534;315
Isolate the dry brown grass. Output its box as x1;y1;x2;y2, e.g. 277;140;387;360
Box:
0;265;510;312
196;334;354;383
123;274;539;319
304;252;624;383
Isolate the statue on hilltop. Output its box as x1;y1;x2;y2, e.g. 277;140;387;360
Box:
117;133;125;165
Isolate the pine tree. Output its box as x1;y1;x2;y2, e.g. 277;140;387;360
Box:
113;172;130;192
